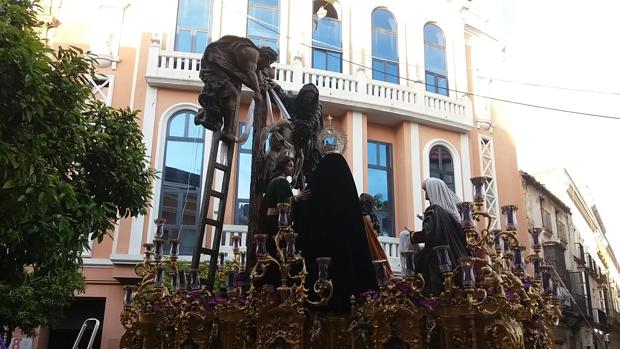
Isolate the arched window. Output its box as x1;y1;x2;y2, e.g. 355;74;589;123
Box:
247;0;280;51
175;0;212;53
371;9;399;84
424;23;448;96
159;111;205;255
429;145;455;192
312;1;342;72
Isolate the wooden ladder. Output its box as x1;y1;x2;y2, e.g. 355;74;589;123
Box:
190;102;239;291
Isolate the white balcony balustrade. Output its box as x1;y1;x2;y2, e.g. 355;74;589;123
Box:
218;225;403;274
145;38;473;130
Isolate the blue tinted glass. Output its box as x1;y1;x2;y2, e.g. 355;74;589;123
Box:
237;153;252;199
248;7;279;38
437;76;448;96
169;113;186;137
194;31;209;53
251;0;278;5
178;229;195;255
312;49;326;70
425;72;436;92
372;59;384;81
326;51;342;72
175;30;192;52
181;192;199;224
424;45;447;74
424;23;444;45
187;118;204;139
368;168;389;202
367;142;377;165
236;201;250;225
385;62;399;84
372;30;398;60
177;0;210;29
379;144;387;166
312;18;341;50
372;9;396;31
165;140;204;176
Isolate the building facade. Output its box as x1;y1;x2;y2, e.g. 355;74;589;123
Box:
522;170;620;349
33;0;528;347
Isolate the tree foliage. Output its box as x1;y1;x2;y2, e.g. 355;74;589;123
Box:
0;0;156;335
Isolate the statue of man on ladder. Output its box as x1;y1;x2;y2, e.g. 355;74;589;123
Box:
195;35;278;143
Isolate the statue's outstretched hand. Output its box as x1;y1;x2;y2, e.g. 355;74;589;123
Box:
294;189;311;202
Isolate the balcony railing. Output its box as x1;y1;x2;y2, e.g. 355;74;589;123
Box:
218;225;403;273
145;37;473;130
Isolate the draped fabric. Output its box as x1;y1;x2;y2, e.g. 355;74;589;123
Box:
294;154;377;313
423;177;461;222
413;205;469;296
363;215;393;277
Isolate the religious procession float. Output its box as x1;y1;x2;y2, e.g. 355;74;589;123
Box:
119;36;561;349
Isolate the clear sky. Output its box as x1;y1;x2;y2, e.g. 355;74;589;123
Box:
497;1;620;255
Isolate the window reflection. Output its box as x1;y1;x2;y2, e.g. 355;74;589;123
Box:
312;4;342;73
175;0;211;53
367;140;395;236
159;111;205;255
371;9;399;84
247;0;280;51
236;123;253;225
424;23;448;96
429;145;455;192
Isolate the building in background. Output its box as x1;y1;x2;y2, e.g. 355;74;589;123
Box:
35;0;527;347
522;170;620;348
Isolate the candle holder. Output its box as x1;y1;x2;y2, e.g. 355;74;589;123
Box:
457;202;475;229
308;257;333;306
461;257;476;288
155;266;165;287
178;269;187;290
232;234;241;253
492;229;504;254
154;239;164;260
471;176;491;209
283;231;297;260
528;227;543;253
154;218;166;238
169;238;180;257
400;251;415;277
277;202;291;227
501;205;518;231
254;234;268;260
434;245;453;273
372;260;389;287
541;265;554;295
189;269;201;290
511;245;526;274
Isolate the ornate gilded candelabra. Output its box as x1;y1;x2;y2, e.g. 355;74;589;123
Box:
121;177;561;348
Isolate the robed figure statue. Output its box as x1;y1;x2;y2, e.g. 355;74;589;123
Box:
412;178;470;295
272;83;323;188
293;123;377;313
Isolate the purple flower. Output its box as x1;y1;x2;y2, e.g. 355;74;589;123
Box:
395;281;410;294
418;298;439;309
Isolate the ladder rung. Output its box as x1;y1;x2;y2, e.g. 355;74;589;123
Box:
213;162;228;172
210;190;225;199
201;247;215;255
205;218;221;227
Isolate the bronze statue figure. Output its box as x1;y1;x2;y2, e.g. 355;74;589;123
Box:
259;118;295;191
272;83;323;188
195;35;278;142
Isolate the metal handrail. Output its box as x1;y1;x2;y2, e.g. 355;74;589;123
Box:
72;318;100;349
